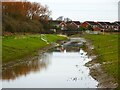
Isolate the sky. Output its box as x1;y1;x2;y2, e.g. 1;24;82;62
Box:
28;0;120;22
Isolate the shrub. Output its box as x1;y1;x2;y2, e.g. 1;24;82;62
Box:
2;15;45;34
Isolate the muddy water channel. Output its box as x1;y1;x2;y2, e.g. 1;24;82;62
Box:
1;38;99;88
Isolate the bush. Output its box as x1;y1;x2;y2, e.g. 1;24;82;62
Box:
79;26;86;31
29;20;44;33
2;15;45;34
3;16;18;33
17;22;31;32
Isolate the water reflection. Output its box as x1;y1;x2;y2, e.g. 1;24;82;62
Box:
1;38;99;88
2;53;52;81
55;38;86;52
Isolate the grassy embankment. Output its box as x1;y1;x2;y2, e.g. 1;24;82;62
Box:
2;34;67;64
84;34;118;81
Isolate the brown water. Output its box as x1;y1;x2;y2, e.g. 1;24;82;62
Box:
1;38;99;88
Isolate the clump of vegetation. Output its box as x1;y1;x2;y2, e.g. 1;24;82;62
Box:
2;1;52;34
79;26;86;31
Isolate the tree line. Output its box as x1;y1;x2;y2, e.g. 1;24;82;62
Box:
2;1;52;34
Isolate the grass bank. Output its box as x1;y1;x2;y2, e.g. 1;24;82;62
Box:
84;34;118;81
2;34;67;64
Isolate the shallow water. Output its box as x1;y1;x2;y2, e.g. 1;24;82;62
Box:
1;38;98;88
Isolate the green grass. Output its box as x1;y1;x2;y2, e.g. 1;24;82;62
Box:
84;34;118;80
2;34;67;63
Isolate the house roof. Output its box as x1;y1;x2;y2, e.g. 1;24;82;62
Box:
66;21;73;24
59;22;66;26
115;22;120;26
97;22;106;25
111;22;118;26
104;22;113;25
86;21;98;25
73;21;81;25
98;22;120;26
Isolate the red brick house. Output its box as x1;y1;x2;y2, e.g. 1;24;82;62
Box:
81;21;100;31
81;22;89;28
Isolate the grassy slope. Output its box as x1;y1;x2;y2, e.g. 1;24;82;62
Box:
84;34;118;80
2;34;66;63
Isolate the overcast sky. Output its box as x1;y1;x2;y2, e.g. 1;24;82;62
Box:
28;0;119;22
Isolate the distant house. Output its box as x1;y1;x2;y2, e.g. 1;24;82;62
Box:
97;22;107;32
50;20;120;34
49;20;60;33
97;22;119;32
114;22;120;32
59;21;67;30
81;21;100;31
60;21;81;35
72;21;81;28
111;22;119;32
66;21;80;30
81;22;89;28
103;22;120;32
104;22;114;32
49;20;67;33
51;20;62;28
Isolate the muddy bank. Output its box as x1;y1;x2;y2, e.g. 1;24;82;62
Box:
85;39;118;89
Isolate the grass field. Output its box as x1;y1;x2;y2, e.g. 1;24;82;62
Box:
84;33;118;80
2;34;67;63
